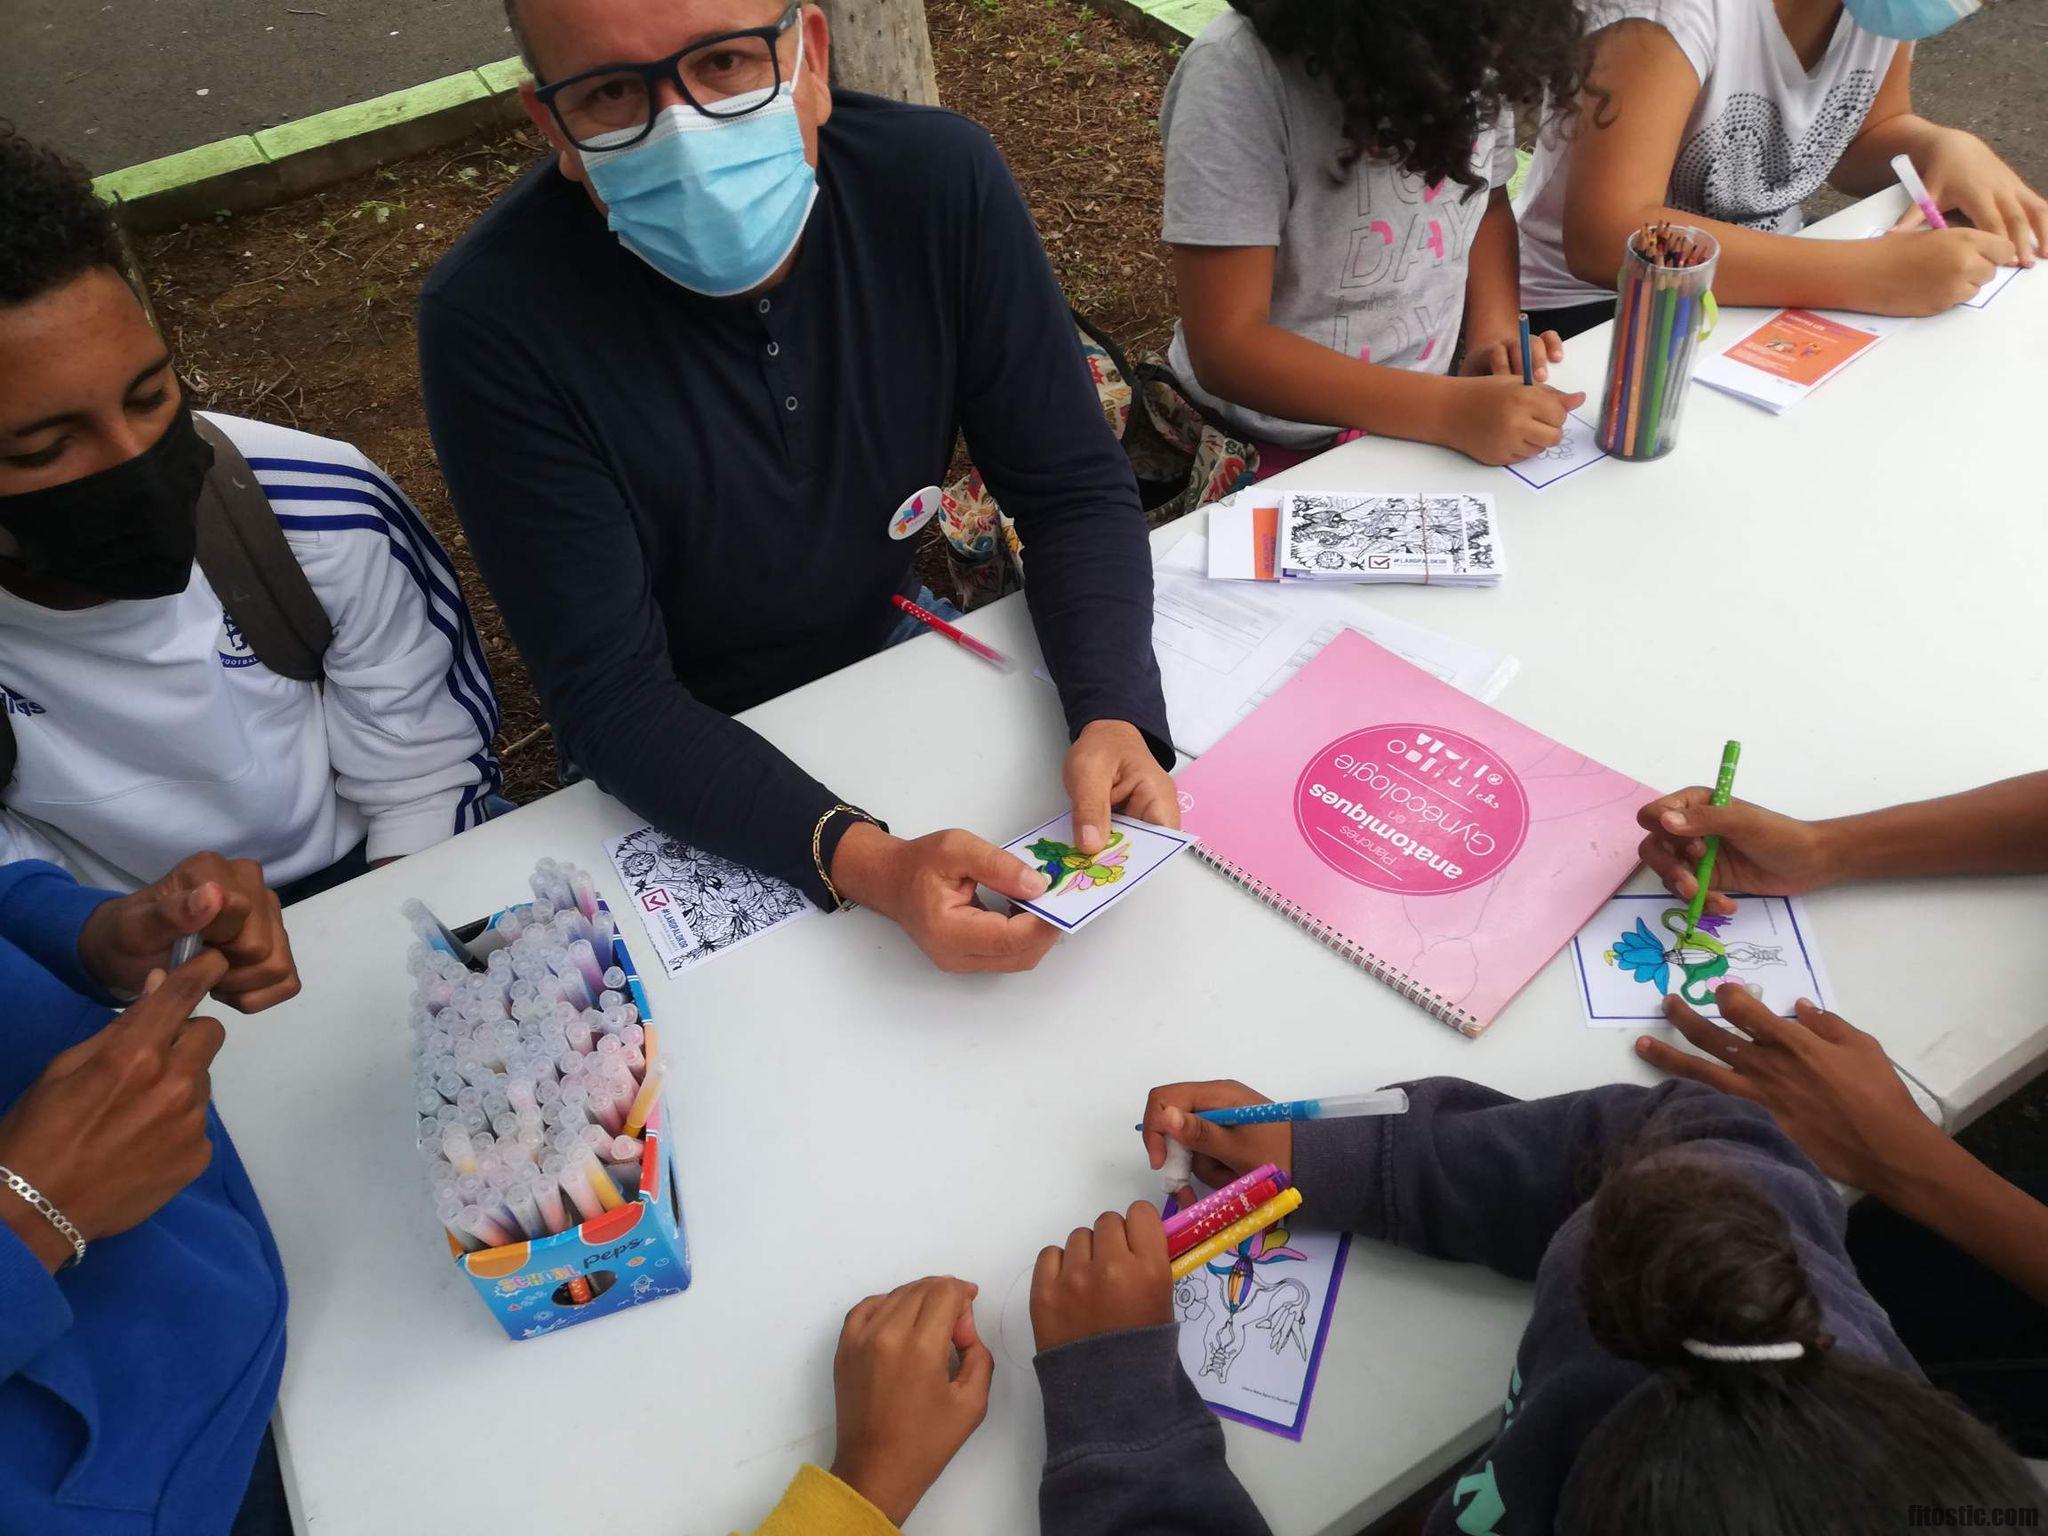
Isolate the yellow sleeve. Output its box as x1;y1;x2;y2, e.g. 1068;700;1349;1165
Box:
741;1465;903;1536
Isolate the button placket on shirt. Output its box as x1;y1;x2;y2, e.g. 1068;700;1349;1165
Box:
754;295;809;469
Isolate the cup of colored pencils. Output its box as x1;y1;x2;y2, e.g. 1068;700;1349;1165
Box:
1595;224;1720;462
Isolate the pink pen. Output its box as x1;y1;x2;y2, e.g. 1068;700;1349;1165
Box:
888;594;1012;672
1891;154;1949;230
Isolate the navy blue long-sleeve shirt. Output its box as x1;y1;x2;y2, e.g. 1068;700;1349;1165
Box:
0;862;286;1536
419;93;1170;906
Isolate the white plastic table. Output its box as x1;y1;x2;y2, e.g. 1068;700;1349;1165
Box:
212;189;2048;1536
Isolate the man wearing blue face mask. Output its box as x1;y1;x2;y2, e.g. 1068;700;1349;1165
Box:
420;0;1179;976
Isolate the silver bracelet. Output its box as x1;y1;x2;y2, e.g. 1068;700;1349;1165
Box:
0;1166;86;1269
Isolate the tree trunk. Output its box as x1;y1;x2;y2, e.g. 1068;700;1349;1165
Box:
826;0;940;106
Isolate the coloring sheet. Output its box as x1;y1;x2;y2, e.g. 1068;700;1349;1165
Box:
1964;262;2023;310
1502;412;1609;491
1280;492;1500;582
1173;1216;1350;1439
1001;812;1193;933
1570;893;1831;1025
605;825;812;978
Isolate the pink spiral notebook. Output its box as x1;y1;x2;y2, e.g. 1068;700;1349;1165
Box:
1178;629;1656;1036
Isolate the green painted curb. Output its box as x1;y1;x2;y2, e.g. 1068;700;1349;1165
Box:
93;57;530;234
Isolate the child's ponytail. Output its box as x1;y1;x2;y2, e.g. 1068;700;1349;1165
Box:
1564;1158;2042;1534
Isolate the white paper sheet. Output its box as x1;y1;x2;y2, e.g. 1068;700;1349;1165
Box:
1501;412;1610;491
1569;892;1831;1025
1206;494;1268;581
604;826;812;978
1001;812;1193;934
1151;534;1517;756
1173;1222;1349;1440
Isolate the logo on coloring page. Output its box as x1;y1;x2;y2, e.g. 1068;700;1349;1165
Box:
218;611;259;669
0;685;45;719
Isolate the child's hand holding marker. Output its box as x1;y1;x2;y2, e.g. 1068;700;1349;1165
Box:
1141;1080;1295;1199
1031;1203;1174;1353
1890;132;2048;266
76;850;298;1010
829;1275;993;1526
1636;788;1842;914
1440;375;1588;466
0;951;228;1272
1861;225;2016;316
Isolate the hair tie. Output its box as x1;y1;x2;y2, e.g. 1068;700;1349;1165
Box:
1680;1338;1805;1363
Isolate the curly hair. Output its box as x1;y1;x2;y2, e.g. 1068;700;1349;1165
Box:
0;125;124;308
1225;0;1591;196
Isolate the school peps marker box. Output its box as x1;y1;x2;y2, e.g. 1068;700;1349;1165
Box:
406;869;693;1342
457;1089;691;1341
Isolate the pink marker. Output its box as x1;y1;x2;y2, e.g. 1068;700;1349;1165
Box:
1891;154;1949;230
888;594;1012;672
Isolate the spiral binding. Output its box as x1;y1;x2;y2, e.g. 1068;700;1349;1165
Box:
1193;845;1481;1036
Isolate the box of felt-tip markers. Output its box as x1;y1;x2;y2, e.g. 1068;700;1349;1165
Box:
406;865;692;1342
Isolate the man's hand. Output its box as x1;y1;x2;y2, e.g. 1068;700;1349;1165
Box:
829;1276;992;1526
1459;328;1564;385
78;852;298;1012
1636;788;1842;915
1031;1202;1174;1354
0;952;230;1272
1139;1080;1290;1199
1064;719;1178;857
1440;377;1586;465
1639;985;1946;1198
832;822;1060;973
1893;129;2047;266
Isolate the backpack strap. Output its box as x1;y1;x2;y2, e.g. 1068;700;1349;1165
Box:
0;419;334;791
192;416;332;684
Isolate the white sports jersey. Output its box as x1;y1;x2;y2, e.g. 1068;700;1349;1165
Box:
0;412;502;892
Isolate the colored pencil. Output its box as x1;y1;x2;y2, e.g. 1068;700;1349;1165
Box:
1517;311;1534;385
1603;263;1640;447
1622;257;1653;456
1640;269;1679;458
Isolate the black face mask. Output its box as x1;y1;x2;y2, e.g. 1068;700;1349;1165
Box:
0;400;212;600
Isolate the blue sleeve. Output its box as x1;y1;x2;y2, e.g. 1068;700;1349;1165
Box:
0;1222;71;1381
0;861;118;1002
417;294;852;909
1290;1079;1807;1280
954;132;1173;766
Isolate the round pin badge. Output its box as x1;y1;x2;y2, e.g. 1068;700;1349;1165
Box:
888;485;944;541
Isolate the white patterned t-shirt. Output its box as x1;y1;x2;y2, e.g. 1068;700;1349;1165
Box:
1516;0;1898;310
1161;11;1518;448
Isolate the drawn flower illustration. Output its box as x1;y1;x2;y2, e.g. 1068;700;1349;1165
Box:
1606;917;1671;992
1024;830;1132;896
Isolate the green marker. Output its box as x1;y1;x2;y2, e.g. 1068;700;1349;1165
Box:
1680;740;1743;943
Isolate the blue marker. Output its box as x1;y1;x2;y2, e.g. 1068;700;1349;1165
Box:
1197;1089;1410;1128
1518;312;1535;386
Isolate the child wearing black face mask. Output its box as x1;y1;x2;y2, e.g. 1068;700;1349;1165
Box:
0;397;213;602
0;129;505;901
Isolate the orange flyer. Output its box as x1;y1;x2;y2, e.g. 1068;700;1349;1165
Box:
1721;309;1881;387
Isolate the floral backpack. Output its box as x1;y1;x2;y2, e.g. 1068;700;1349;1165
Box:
932;311;1258;612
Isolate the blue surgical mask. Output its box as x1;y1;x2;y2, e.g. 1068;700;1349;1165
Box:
1841;0;1978;40
581;38;818;297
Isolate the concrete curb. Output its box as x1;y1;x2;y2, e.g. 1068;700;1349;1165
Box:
94;59;532;233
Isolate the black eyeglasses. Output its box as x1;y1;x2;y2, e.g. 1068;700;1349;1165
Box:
534;5;800;151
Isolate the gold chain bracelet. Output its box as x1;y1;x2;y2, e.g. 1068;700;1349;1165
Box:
812;803;878;912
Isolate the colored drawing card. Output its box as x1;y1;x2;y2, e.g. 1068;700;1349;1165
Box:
1173;1218;1350;1440
605;825;813;978
1570;893;1831;1025
1695;307;1901;413
1001;812;1193;933
1502;412;1609;491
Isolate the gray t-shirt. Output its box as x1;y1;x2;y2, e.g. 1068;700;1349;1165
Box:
1160;11;1518;448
